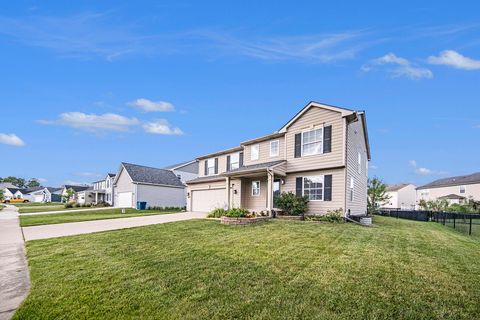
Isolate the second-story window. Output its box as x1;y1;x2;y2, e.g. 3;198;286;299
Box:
251;144;259;161
460;185;466;194
207;159;215;175
302;128;323;156
270;140;279;157
230;153;240;170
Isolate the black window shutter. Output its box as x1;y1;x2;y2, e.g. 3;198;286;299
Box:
324;175;332;201
323;125;332;153
296;177;303;197
204;160;208;175
214;158;219;174
294;133;302;158
226;155;231;171
239;152;244;167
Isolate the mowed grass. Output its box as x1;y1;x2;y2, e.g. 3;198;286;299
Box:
18;204;81;214
13;202;63;207
15;217;480;320
20;208;181;227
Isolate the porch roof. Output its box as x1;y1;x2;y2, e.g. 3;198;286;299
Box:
223;160;286;177
186;175;226;184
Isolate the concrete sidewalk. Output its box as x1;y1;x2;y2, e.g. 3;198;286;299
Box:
0;206;30;320
23;211;207;241
20;206;115;216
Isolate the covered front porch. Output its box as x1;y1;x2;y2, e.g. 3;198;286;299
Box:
223;160;286;215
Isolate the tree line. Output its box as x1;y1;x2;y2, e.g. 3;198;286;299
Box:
0;176;42;188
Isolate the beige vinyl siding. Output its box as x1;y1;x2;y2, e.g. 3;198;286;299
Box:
416;183;480;202
283;168;345;215
345;117;368;215
242;177;268;212
114;168;134;193
285;107;345;172
198;155;229;177
243;137;286;166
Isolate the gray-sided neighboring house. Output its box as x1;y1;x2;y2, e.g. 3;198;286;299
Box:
91;173;116;206
186;101;371;216
164;160;199;184
61;185;90;202
26;187;63;203
382;183;417;210
113;162;186;208
416;172;480;205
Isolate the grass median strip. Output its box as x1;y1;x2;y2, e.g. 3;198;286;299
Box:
20;208;180;227
15;216;480;319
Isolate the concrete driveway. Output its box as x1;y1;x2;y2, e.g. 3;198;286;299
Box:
23;211;207;241
0;206;29;320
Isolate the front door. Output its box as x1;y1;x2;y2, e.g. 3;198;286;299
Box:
273;180;281;206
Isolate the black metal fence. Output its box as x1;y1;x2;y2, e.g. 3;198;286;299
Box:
378;209;480;237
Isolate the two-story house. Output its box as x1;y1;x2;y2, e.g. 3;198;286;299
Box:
186;101;371;216
91;173;116;205
416;172;480;205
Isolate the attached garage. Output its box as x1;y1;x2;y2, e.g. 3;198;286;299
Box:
191;188;226;212
117;192;133;208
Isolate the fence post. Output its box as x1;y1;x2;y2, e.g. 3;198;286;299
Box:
443;213;445;225
470;216;473;235
453;214;456;229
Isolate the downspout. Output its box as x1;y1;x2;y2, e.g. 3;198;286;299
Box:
267;168;274;216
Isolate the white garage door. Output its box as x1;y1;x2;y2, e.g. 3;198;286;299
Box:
118;192;133;208
192;189;226;212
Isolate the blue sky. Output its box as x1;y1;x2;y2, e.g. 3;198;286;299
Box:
0;1;479;187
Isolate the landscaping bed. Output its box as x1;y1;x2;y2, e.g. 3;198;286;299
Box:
14;216;480;319
220;216;270;225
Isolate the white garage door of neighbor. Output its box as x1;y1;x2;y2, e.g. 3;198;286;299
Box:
118;192;133;208
192;189;226;212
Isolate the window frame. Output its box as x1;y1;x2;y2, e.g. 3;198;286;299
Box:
230;152;240;170
269;140;280;157
460;185;466;194
301;127;323;157
207;158;215;175
252;180;261;196
250;144;260;161
302;175;324;201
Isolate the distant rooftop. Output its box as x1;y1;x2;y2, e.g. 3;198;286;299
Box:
417;172;480;190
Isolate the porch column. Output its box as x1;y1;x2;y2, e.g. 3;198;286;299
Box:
95;192;98;204
225;177;231;209
267;171;274;214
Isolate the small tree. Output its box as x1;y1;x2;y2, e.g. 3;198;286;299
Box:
0;189;4;200
367;177;391;214
62;188;75;203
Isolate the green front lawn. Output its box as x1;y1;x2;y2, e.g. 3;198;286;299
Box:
15;217;480;319
19;205;94;214
20;208;180;227
13;202;63;207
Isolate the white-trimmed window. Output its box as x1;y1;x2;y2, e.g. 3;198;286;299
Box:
421;190;430;198
207;158;215;175
303;176;324;201
270;140;279;157
302;128;323;156
460;185;466;194
252;181;260;196
358;153;362;174
230;153;240;170
251;144;259;161
349;177;354;201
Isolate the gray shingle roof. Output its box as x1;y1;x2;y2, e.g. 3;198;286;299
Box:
186;175;226;184
417;172;480;190
437;194;466;200
386;183;411;192
122;162;184;187
224;160;286;175
64;185;90;192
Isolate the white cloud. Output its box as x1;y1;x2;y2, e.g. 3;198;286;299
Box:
0;133;25;146
128;98;175;112
39;112;139;132
369;164;378;170
63;180;90;186
362;53;433;79
409;160;446;176
428;50;480;70
143;120;183;135
38;178;48;183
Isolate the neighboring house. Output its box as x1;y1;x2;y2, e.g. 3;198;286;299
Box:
91;173;116;205
382;183;417;210
3;187;44;201
61;185;90;202
113;162;186;208
186;101;371;215
417;172;480;205
76;187;96;205
164;160;199;184
25;187;62;203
